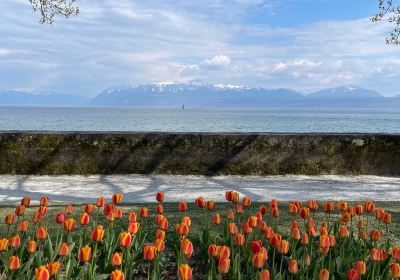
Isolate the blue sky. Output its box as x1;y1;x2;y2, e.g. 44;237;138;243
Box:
0;0;399;97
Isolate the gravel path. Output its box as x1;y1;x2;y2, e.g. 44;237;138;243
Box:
0;174;399;204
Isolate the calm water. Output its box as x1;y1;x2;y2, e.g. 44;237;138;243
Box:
0;107;399;133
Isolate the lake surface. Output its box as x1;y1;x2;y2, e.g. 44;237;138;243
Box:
0;107;399;133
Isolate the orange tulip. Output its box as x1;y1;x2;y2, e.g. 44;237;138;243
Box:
156;192;165;203
5;213;15;225
40;196;49;206
119;232;132;248
110;269;125;280
370;248;388;262
38;206;47;216
84;204;94;214
178;202;188;212
291;228;300;240
301;232;309;245
206;200;216;211
270;234;282;247
178;263;193;280
383;213;392;224
63;218;76;232
8;255;20;270
35;266;49;280
341;212;351;223
176;223;190;236
112;193;123;204
182;216;191;226
308;199;318;211
228;223;238;235
304;255;311;266
390;263;400;278
323;202;334;213
218;258;230;274
115;208;123;219
128;222;140;235
46;261;61;276
33;211;41;223
91;225;105;242
27;240;37;253
111;252;122;266
80;213;90;226
289;203;298;215
143;244;157;261
248;216;258;228
337;201;348;212
195;196;206;208
213;213;221;225
156;229;165;240
339;224;349;238
242;196;251;207
329;234;336;247
36;226;48;240
319;268;329;280
18;220;29;232
252;251;266;268
288;259;298;274
158;217;169;230
140;207;148;218
10;235;21;248
375;208;385;220
218;245;230;259
208;244;218;258
242;222;252;234
319;235;330;248
235;233;246;246
355;204;363;215
156;204;164;214
259;204;268;215
227;210;235;220
370;229;382;241
155;239;165;252
347;268;359;280
259;220;268;231
66;204;73;215
96;197;105;208
15;205;25;217
58;243;69;257
79;245;92;262
21;196;31;207
277;240;289;254
128;211;137;223
299;207;310;219
180;239;193;259
354;261;366;275
271;207;279;218
260;269;270;280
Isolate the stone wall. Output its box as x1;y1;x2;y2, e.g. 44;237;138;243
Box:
0;132;399;175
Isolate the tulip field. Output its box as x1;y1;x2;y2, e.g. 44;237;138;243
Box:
0;192;399;279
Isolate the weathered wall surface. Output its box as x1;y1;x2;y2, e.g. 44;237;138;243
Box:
0;132;399;175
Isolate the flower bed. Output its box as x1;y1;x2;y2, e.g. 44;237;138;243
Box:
0;192;399;279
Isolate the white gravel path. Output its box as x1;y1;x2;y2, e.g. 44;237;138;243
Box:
0;174;399;204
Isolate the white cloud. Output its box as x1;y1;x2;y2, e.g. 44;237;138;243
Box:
201;55;231;67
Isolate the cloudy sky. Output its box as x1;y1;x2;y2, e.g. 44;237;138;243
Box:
0;0;399;97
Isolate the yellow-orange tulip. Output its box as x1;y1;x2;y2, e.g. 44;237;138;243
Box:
80;213;90;226
218;258;230;274
84;204;94;214
40;196;49;206
156;204;164;214
143;244;157;261
235;233;246;246
140;207;149;218
355;261;366;275
36;226;47;240
10;235;21;248
277;240;289;255
260;269;270;280
181;216;191;226
46;261;61;276
228;223;238;235
63;218;76;232
156;229;165;240
176;223;190;236
119;232;132;248
112;193;123;204
180;239;193;259
18;220;29;232
5;213;15;225
219;245;230;259
390;263;400;278
155;238;165;252
242;222;252;234
319;268;329;280
66;204;73;215
206;200;215;211
110;269;125;280
128;222;140;235
15;205;25;217
248;216;258;228
291;228;300;240
27;240;37;253
91;225;105;242
288;259;298;274
21;196;30;207
252;251;266;268
35;266;49;280
79;245;92;262
242;196;251;207
213;213;221;225
178;263;193;280
301;232;309;245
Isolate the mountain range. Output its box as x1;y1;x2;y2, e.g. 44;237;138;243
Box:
1;83;399;109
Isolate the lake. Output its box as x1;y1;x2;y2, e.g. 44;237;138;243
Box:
0;107;399;133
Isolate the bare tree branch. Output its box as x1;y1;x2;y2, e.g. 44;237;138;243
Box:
372;0;400;45
29;0;79;24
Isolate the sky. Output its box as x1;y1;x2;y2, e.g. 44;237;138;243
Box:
0;0;399;97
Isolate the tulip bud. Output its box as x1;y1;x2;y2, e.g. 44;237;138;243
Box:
84;204;94;214
10;235;21;248
219;245;230;259
115;208;123;219
288;259;298;274
227;210;234;220
228;223;238;235
156;229;165;240
355;261;366;275
271;207;279;218
270;234;282;247
208;244;218;258
319;269;329;280
32;211;41;223
66;204;73;214
91;225;105;242
390;263;400;279
252;251;266;268
339;224;349;238
195;196;205;208
38;206;47;216
242;222;252;234
40;196;49;206
248;216;258;228
5;213;15;225
242;196;251;207
36;226;47;240
58;243;69;257
156;192;165;203
304;255;311;266
299;207;310;219
277;240;289;255
259;204;268;215
180;239;193;259
155;239;165;252
111;252;122;266
128;222;140;235
18;220;29;233
178;202;188;212
370;229;382;241
206;200;216;211
291;228;300;240
156;204;164;214
347;268;359;280
235;233;245;246
128;212;137;223
260;269;270;280
21;196;31;207
119;232;132;248
56;213;66;224
140;207;148;218
15;205;25;217
250;240;263;254
8;255;20;270
96;197;105;208
27;240;37;253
